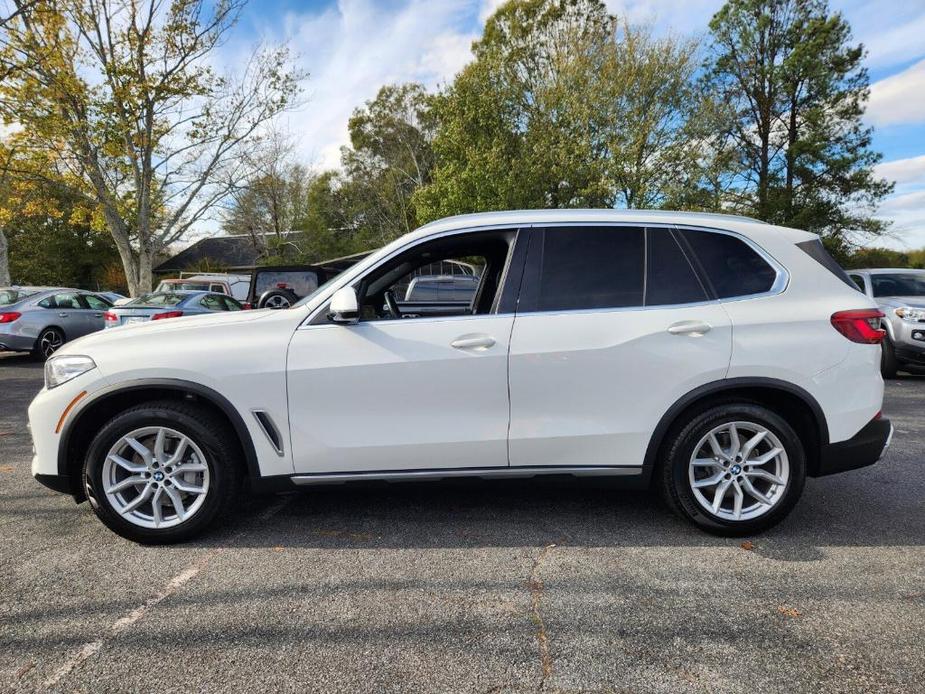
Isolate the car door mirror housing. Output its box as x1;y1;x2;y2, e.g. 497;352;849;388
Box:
328;287;359;324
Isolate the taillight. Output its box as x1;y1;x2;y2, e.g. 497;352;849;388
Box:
103;311;118;322
0;312;21;323
152;310;184;320
831;309;886;344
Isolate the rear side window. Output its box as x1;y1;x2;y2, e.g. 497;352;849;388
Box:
678;229;777;299
796;239;856;290
536;227;644;311
645;229;708;306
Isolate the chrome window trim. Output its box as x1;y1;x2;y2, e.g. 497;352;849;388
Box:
299;219;790;327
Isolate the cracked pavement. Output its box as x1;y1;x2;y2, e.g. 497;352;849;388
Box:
1;351;923;693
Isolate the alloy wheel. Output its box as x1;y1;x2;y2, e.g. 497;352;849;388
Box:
688;421;790;522
263;294;291;309
101;426;210;529
40;330;63;358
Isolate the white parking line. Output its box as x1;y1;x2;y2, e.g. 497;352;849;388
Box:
42;495;292;688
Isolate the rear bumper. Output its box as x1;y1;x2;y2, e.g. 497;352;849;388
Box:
0;333;35;352
815;417;893;477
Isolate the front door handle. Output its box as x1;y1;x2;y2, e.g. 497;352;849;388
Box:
451;335;496;350
668;320;712;336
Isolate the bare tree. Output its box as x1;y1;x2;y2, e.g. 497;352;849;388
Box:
0;0;305;295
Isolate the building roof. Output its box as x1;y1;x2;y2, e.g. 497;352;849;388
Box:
154;236;266;273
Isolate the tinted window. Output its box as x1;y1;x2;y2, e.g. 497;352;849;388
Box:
849;274;866;291
254;270;319;299
537;227;644;311
645;229;708;306
796;239;856;289
678;230;777;299
51;293;81;309
870;273;925;297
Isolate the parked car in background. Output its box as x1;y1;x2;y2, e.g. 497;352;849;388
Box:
29;210;890;543
96;291;127;305
104;290;244;328
0;288;113;358
155;273;250;302
247;265;329;309
847;268;925;377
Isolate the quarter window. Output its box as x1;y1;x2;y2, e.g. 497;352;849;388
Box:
536;227;645;311
678;229;777;299
645;229;708;306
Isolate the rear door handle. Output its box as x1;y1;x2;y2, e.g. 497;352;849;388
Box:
451;335;496;350
94;313;103;318
58;312;68;318
668;320;712;336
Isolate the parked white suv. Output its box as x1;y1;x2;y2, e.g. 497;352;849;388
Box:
29;210;892;543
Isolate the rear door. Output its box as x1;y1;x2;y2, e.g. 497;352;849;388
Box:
507;225;733;469
38;292;85;339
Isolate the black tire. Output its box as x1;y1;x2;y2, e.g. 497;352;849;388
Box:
32;327;65;360
82;400;243;544
258;288;298;309
657;403;806;536
881;337;899;379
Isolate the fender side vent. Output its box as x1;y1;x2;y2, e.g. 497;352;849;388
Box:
252;410;284;456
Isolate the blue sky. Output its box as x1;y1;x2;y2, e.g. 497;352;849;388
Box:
224;0;925;249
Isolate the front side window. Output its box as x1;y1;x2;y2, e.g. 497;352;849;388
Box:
82;294;112;310
351;230;515;322
871;273;925;297
199;294;227;311
677;229;777;299
536;227;645;311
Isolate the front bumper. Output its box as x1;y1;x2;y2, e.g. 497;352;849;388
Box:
815;417;893;477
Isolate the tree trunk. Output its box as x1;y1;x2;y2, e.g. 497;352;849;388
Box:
0;228;10;286
138;248;153;296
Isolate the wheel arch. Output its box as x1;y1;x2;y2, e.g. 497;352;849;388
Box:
641;378;829;485
58;378;260;500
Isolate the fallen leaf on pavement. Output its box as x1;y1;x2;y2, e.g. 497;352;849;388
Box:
778;606;802;618
740;540;754;551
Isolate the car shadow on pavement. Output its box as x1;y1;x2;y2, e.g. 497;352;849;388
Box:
182;465;924;561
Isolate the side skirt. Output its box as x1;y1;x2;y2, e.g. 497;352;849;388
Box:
288;465;643;487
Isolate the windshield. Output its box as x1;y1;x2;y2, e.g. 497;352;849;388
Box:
871;273;925;298
130;292;187;307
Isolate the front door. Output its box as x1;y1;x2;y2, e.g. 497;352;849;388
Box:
286;229;523;474
508;226;733;469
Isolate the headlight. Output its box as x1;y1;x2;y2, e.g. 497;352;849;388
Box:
895;307;925;322
44;355;96;389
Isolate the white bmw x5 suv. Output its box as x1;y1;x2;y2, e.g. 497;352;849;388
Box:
29;210;892;543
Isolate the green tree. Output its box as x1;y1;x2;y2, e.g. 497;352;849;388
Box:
414;0;710;221
339;83;435;244
704;0;892;240
0;0;304;295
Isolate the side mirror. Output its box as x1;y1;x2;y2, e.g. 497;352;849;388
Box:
328;286;359;324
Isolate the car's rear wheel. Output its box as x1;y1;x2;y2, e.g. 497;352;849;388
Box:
658;403;806;536
34;327;64;360
881;337;899;379
82;400;242;544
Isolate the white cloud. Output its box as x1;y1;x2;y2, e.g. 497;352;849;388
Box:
867;58;925;127
479;0;506;23
243;0;476;170
859;12;925;70
875;155;925;187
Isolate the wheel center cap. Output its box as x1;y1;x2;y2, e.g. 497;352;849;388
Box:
153;471;165;482
730;464;742;475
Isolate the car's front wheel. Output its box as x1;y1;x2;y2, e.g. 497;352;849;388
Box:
83;400;242;544
658;403;806;536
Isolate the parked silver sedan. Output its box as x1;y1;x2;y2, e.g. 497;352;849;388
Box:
104;290;244;328
0;287;114;358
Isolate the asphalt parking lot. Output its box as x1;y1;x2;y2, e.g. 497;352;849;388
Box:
1;352;923;693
